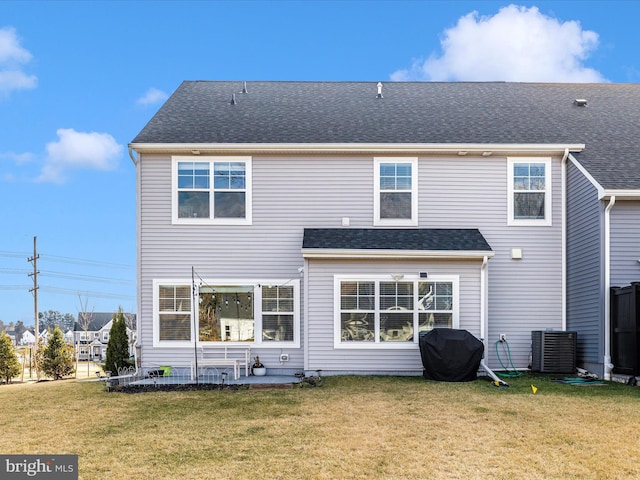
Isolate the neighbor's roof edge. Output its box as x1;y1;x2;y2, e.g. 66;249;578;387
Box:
128;142;586;155
301;249;496;259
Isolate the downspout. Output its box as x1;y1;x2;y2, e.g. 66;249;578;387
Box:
603;196;616;380
478;255;506;384
128;145;142;373
480;255;488;349
561;148;569;331
302;258;310;373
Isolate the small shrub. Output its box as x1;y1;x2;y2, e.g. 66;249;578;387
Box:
40;327;75;380
0;333;21;384
104;308;132;374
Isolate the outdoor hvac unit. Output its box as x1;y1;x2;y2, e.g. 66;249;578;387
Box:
531;331;577;374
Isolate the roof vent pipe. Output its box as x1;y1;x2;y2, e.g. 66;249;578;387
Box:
231;93;237;105
376;82;383;98
241;81;248;94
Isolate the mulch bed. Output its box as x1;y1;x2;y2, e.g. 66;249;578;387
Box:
109;383;248;394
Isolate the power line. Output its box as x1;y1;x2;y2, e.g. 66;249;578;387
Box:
39;286;135;301
0;251;30;258
40;253;134;270
39;270;135;285
1;268;133;285
0;268;30;275
0;250;134;269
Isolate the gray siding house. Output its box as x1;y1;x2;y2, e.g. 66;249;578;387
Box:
129;81;640;378
73;312;137;361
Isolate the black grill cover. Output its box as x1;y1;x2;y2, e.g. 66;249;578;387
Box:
420;329;484;382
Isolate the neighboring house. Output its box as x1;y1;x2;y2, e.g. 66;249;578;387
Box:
129;81;640;378
3;330;16;345
19;329;48;346
20;330;36;346
73;312;137;361
64;330;74;344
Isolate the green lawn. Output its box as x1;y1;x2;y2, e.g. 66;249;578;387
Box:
1;374;639;479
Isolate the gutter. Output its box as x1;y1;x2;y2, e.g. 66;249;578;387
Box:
128;146;139;166
603;196;616;380
128;142;585;157
302;249;495;260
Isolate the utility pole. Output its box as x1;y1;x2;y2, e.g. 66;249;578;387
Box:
28;236;40;376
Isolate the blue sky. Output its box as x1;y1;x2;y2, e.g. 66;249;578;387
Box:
1;0;639;326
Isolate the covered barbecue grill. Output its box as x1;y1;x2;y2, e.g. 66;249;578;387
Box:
420;329;484;382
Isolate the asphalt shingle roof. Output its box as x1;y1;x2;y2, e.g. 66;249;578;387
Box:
302;228;492;252
74;312;136;331
132;81;640;190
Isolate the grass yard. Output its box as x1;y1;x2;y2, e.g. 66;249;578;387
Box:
1;374;640;479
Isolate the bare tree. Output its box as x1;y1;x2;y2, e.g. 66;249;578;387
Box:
77;294;95;378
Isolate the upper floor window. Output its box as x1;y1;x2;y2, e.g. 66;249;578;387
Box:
172;156;252;225
507;158;552;226
374;157;418;226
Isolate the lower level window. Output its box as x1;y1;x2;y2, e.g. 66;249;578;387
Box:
199;286;255;342
261;285;294;341
337;276;456;345
155;280;298;345
159;285;192;341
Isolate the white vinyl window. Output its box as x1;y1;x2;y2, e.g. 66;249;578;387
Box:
157;284;192;343
172;156;252;225
507;158;552;226
335;275;459;348
261;285;295;342
374;157;418;226
153;280;299;347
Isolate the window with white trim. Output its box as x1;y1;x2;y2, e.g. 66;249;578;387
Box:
336;275;458;347
374;157;418;226
173;156;252;225
153;280;299;346
158;285;192;341
261;285;295;342
508;158;551;226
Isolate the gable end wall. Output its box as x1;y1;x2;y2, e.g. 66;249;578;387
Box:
566;160;604;374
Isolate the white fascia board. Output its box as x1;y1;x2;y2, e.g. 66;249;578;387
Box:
301;249;495;260
600;189;640;201
129;143;585;156
568;154;605;197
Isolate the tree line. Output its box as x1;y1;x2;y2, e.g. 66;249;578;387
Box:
0;310;76;343
0;309;132;383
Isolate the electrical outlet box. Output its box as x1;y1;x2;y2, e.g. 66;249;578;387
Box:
280;354;289;362
499;334;507;342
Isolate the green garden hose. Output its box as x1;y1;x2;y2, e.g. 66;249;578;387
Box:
495;340;523;377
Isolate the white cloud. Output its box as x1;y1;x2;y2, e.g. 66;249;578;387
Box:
0;26;37;95
0;151;34;165
391;5;605;83
38;128;123;183
136;87;169;105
